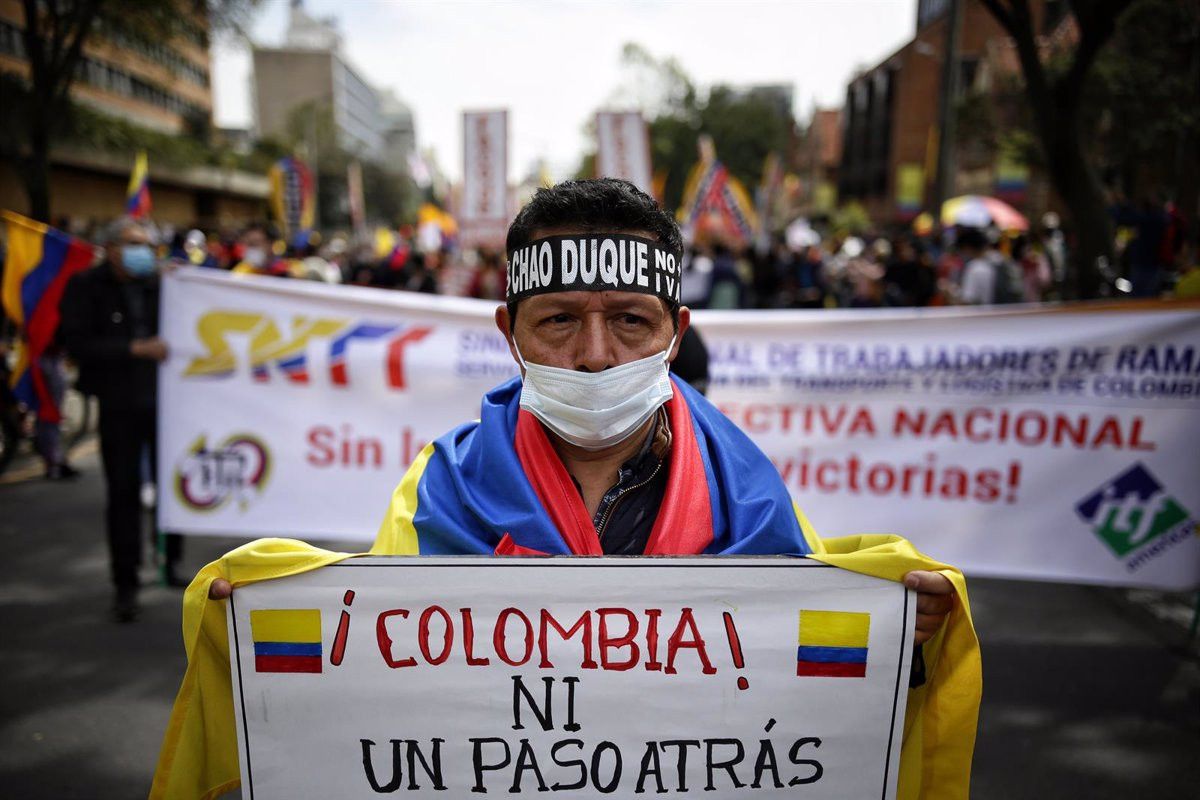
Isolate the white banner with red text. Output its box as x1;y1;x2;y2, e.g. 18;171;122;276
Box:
227;557;912;798
158;269;1200;589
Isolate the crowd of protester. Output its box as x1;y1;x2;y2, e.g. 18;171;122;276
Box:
10;171;1186;313
0;198;1194;619
58;195;1185;311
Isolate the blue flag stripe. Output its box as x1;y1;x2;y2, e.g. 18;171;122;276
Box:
797;645;868;664
254;641;321;657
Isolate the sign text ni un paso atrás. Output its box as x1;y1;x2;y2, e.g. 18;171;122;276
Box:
227;557;913;798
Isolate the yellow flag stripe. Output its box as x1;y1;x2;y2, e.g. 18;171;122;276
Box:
798;610;870;649
250;609;321;643
1;211;47;325
371;441;436;556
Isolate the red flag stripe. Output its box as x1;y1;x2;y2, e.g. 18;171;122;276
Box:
796;660;867;678
255;654;322;673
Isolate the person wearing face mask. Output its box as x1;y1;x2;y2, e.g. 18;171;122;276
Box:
230;222;290;277
163;182;979;800
60;218;185;622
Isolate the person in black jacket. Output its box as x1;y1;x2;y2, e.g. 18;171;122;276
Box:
60;218;183;622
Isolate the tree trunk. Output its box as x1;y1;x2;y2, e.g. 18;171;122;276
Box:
23;106;52;223
1038;104;1114;300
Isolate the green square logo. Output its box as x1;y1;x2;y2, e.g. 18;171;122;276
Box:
1075;464;1192;558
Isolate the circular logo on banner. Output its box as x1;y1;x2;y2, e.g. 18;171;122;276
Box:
174;433;272;512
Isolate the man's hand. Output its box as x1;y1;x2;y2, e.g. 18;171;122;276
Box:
209;578;232;600
130;336;168;361
904;570;954;645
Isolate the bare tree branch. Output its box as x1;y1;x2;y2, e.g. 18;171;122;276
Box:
1057;0;1135;102
979;0;1017;36
20;0;47;95
50;0;102;110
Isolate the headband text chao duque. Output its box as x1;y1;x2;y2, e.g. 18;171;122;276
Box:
506;234;681;306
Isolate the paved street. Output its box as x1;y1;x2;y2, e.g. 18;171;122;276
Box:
1;442;1197;799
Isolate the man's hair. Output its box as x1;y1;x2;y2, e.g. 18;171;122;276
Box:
99;217;152;246
956;227;987;252
241;221;277;240
505;178;682;255
504;178;682;328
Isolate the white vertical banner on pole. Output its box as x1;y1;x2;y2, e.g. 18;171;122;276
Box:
461;110;509;249
595;111;652;194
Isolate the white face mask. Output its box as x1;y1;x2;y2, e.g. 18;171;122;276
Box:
517;335;676;451
243;246;267;269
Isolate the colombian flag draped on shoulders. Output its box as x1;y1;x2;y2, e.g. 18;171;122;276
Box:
151;378;981;799
1;212;95;422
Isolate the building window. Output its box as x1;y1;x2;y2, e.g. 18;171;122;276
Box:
75;55;205;119
0;20;26;58
959;58;980;94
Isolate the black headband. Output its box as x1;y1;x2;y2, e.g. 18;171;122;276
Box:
506;234;681;305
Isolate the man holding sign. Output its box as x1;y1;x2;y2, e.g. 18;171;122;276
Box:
158;180;979;799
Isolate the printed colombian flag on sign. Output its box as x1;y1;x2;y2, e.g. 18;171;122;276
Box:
797;610;870;677
250;609;322;673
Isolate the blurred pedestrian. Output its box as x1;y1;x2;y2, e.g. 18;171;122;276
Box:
1174;236;1200;299
707;241;746;309
883;237;934;307
791;244;827;309
1012;234;1051;303
680;245;714;308
231;223;289;277
842;238;885;308
34;349;78;480
400;252;439;294
468;250;506;300
957;228;994;305
668;325;710;395
60;218;183;622
1112;195;1169;297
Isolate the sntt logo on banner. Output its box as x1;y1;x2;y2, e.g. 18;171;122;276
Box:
182;310;432;389
1075;462;1198;572
174;433;271;512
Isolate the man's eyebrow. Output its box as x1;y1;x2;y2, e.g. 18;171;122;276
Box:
527;300;584;315
607;298;665;315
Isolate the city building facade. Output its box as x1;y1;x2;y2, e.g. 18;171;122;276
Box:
0;0;266;226
796;108;842;218
252;3;386;162
838;0;1062;225
0;0;212;133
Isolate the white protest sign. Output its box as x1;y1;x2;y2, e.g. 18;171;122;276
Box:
595;111;652;193
461;110;509;248
227;557;913;798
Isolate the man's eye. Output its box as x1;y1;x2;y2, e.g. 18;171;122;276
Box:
619;314;646;325
544;313;573;324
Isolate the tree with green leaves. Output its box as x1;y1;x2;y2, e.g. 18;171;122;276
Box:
979;0;1137;299
0;0;256;222
1089;0;1200;227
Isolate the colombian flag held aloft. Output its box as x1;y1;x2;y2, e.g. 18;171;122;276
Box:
125;150;151;219
677;138;758;247
1;212;94;422
268;156;315;248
